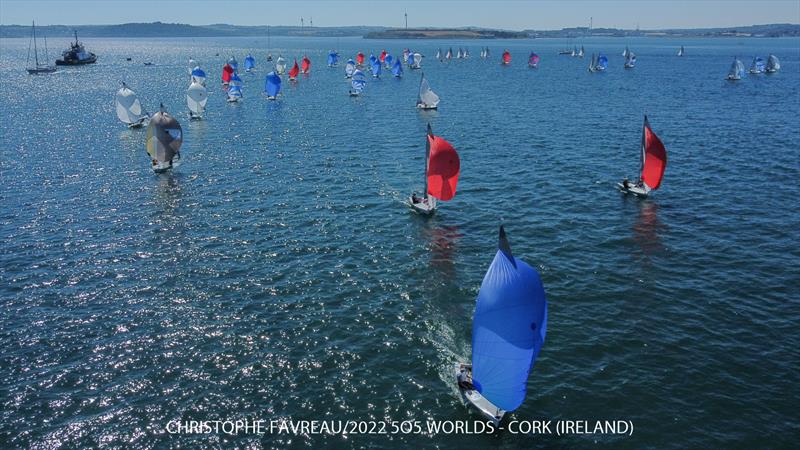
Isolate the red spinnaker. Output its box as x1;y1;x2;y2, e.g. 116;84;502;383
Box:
357;52;365;65
222;64;233;82
380;50;387;62
502;51;511;64
641;119;667;190
289;60;300;78
301;56;311;73
427;134;460;201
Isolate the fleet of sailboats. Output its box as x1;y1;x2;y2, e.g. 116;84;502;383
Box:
617;115;668;197
456;225;548;426
409;124;460;215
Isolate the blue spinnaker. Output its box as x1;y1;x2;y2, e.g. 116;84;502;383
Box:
392;59;403;77
351;70;366;92
191;67;206;78
471;226;548;412
244;54;255;70
265;71;281;97
371;59;381;77
385;54;393;67
598;54;608;69
328;51;338;66
228;84;242;98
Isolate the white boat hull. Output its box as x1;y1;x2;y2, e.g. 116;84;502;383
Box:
616;181;649;197
416;103;438;110
408;195;436;215
455;363;505;426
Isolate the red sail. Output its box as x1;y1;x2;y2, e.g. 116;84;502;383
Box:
222;64;233;82
502;51;511;64
427;134;460;201
641;119;667;190
301;56;311;73
288;60;300;78
380;50;387;62
357;52;365;65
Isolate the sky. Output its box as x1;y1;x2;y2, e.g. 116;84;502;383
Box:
1;0;798;30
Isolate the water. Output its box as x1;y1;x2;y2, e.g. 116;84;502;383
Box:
1;36;799;448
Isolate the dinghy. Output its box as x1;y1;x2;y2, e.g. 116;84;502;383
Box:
26;21;56;74
765;54;780;73
188;57;197;73
749;56;765;74
617;115;667;198
345;59;356;78
528;52;540;68
349;69;366;96
677;46;684;57
726;57;745;80
578;45;585;58
288;59;300;81
416;72;440;110
588;53;608;72
222;63;233;85
379;49;388;63
392;58;403;78
436;48;441;60
479;48;485;59
356;52;365;67
457;48;463;59
227;73;243;102
191;66;207;86
411;52;423;69
571;46;577;57
409;123;460;215
301;56;311;74
484;47;490;59
371;57;382;78
446;48;453;61
275;55;286;75
116;82;149;128
403;49;411;63
464;48;470;58
456;225;548;426
264;71;281;100
501;50;511;65
327;50;339;67
244;54;256;72
146;104;183;173
624;51;636;69
186;81;208;119
384;54;394;69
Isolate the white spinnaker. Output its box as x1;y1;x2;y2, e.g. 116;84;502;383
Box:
116;86;144;124
186;82;208;115
419;76;439;106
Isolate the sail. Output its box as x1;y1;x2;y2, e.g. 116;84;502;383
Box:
471;226;548;413
413;53;422;68
380;50;387;62
528;52;540;66
728;58;745;78
146;107;183;163
677;46;684;56
766;54;780;72
244;54;255;71
598;54;608;69
640;116;667;191
191;67;207;85
578;46;584;57
345;59;355;77
426;126;459;201
392;58;403;77
750;56;765;73
301;56;311;73
186;81;208;115
623;46;629;57
276;56;286;74
436;49;441;59
351;69;366;92
265;71;281;98
369;54;377;66
115;84;145;125
227;56;238;72
356;52;365;65
229;72;243;88
371;58;382;77
446;48;452;60
502;50;511;64
227;84;242;100
385;54;393;68
222;64;233;83
289;60;300;78
328;51;337;66
418;74;440;107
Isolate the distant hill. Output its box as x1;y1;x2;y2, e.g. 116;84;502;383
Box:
528;23;800;38
364;28;527;39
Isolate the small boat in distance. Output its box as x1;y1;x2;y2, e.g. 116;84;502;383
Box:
677;46;685;57
244;54;256;72
624;51;636;69
765;54;780;73
115;82;149;128
227;73;243;102
456;225;548;426
392;58;403;78
749;56;765;74
578;45;585;58
622;46;630;58
187;81;208;119
26;21;56;74
288;59;300;81
410;52;423;69
409;123;460;215
617;115;667;198
384;53;394;69
726;57;745;80
327;50;339;67
588;53;608;72
528;52;540;68
446;47;453;61
356;52;365;67
371;57;382;78
55;30;96;66
416;72;440;110
349;69;366;96
345;59;355;78
301;56;311;74
221;63;233;85
275;55;286;74
501;50;511;65
191;66;207;86
146;104;183;173
264;71;281;100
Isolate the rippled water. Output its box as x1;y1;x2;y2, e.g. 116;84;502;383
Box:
1;35;799;448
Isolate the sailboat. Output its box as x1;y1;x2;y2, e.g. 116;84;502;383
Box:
725;57;745;80
416;72;440;110
479;48;485;59
588;53;608;72
26;21;56;74
436;48;441;60
244;54;256;72
345;59;356;78
221;63;234;85
327;50;339;67
266;25;273;61
622;46;630;58
578;45;585;58
445;47;453;61
456;225;548;426
146;104;183;173
384;54;394;69
410;52;423;69
501;50;511;65
288;59;300;81
379;49;388;63
186;81;208;119
356;52;365;67
571;46;577;57
349;69;366;96
464;48;470;58
765;54;780;73
275;55;286;75
371;57;382;78
191;66;207;86
115;82;149;128
624;50;636;69
301;56;311;74
749;56;765;74
392;58;403;78
264;71;281;100
677;46;684;57
457;48;463;59
409;123;460;215
227;73;243;102
528;52;540;68
484;47;490;59
227;56;238;72
617;115;667;198
188;57;197;73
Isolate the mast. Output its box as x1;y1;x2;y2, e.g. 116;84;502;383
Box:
640;115;647;178
33;21;39;66
424;123;432;198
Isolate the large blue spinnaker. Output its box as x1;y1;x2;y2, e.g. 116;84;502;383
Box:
392;59;403;77
351;69;366;92
244;54;255;71
471;226;548;412
598;54;608;70
371;59;382;77
265;71;281;98
328;51;339;66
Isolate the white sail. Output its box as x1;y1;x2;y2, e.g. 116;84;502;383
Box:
115;84;145;124
276;56;286;74
418;75;439;107
766;54;780;72
186;82;208;116
413;52;423;68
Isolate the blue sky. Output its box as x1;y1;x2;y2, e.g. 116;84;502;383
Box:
1;0;798;29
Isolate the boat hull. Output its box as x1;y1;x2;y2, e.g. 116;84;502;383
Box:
455;363;505;426
616;182;649;197
55;54;97;66
27;67;57;74
408;195;436;215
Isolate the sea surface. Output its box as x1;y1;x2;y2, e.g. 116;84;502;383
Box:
1;35;799;448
